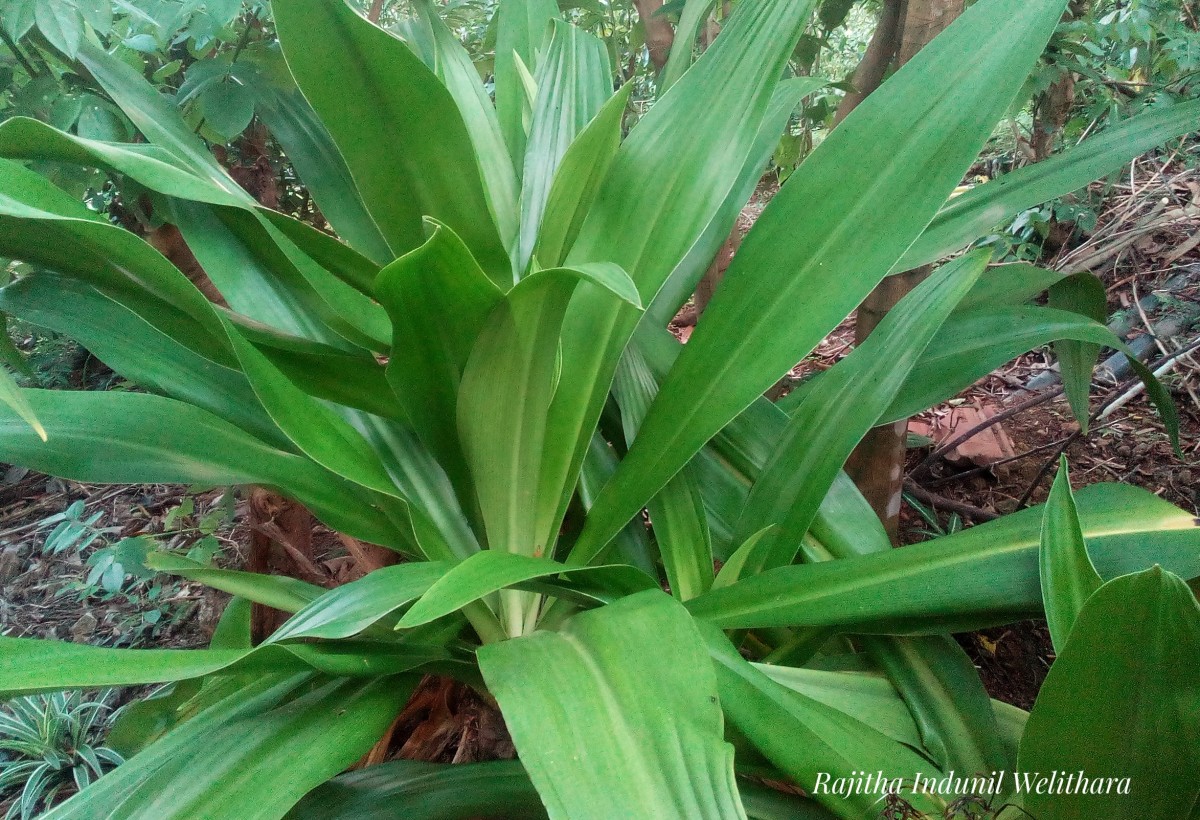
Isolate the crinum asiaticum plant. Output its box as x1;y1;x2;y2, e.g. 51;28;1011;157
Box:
0;0;1198;817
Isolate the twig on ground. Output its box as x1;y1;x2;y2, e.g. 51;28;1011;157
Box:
902;481;999;522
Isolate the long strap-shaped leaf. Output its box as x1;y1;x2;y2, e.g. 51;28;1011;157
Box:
457;264;640;633
733;250;988;570
879;305;1180;449
613;347;713;600
702;623;941;818
42;674;416;820
288;760;550;820
75;41;241;190
686;483;1200;633
494;0;561;170
0;273;283;448
533;82;631;268
517;20;612;274
479;591;747;820
574;0;1070;563
899;97;1200;271
0;114;386;297
410;2;520;261
1017;568;1200;820
1038;458;1102;653
396;551;657;630
0;389;411;550
0;634;445;697
541;0;818;566
645;76;827;328
253;86;392;265
375;220;503;514
273;0;511;280
457;265;640;562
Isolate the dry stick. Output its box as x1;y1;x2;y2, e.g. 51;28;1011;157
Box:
910;385;1065;478
923;436;1073;488
367;0;385;22
0;28;41;78
1015;336;1200;510
902;480;999;522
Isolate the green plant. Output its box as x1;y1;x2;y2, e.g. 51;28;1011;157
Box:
0;691;122;820
0;0;1198;818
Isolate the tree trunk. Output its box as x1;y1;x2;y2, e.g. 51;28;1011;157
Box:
1031;2;1087;161
632;0;675;73
834;0;903;125
844;0;965;541
691;230;742;318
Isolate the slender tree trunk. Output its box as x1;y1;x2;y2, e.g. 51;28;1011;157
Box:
1032;2;1087;161
632;0;675;73
843;0;965;542
834;0;903;125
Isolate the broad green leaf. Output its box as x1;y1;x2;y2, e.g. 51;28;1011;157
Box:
2;0;36;39
686;483;1200;633
1048;272;1107;429
259;210;382;296
712;528;775;590
899;97;1200;270
44;674;415;820
1018;568;1200;820
756;665;927;751
734;250;987;570
198;80;256;142
456;264;639;607
703;623;940;818
760;663;1028;763
533;82;631;268
0;165;229;357
1039;458;1102;652
614;346;712;600
34;0;83;59
375;220;503;510
495;0;560;169
146;553;325;614
518;20;612;273
288;760;548;820
396;551;657;629
575;0;1069;562
266;562;451;643
228;316;397;421
479;591;746;820
254;86;391;264
338;409;484;564
578;432;658;575
274;0;511;279
168;200;386;352
0;389;412;550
